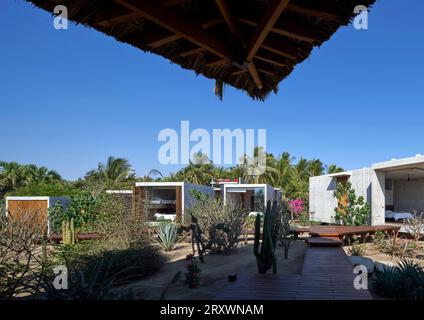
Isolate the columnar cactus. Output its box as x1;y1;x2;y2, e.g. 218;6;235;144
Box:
254;201;280;274
62;218;76;245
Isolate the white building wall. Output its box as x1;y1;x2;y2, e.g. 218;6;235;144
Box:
309;175;338;223
371;170;386;225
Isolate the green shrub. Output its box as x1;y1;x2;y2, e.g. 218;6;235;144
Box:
348;239;367;256
40;240;166;300
7;183;78;197
155;222;179;251
375;259;424;300
49;190;102;233
374;231;414;258
333;181;370;226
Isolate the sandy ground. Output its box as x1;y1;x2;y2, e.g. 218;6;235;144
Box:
343;241;424;267
129;241;306;300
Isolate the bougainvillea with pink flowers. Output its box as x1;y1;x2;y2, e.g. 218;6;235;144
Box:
287;198;305;219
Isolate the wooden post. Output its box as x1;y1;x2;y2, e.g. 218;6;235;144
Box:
175;186;182;223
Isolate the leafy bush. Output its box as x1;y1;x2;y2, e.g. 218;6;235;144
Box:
374;231;415;258
333;181;370;226
38;242;166;300
348;239;367;256
94;193;147;249
49;190;102;233
7;183;78;197
375;259;424;300
186;196;248;254
155;222;179;251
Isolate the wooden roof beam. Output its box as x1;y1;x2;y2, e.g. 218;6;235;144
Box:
180;47;205;57
206;59;230;67
113;0;239;63
255;49;289;68
245;0;290;89
256;0;343;22
239;16;318;44
149;33;182;48
287;4;343;23
214;0;245;47
262;36;300;60
245;0;290;61
247;62;263;89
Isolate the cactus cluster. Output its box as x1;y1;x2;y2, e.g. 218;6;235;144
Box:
62;218;76;245
254;201;281;274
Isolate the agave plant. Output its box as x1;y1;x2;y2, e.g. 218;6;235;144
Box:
375;259;424;300
155;222;180;251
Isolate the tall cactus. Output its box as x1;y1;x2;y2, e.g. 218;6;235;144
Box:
62;218;76;245
254;201;281;274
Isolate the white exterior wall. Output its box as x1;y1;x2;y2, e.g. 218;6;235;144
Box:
309;168;386;226
309;175;338;223
393;178;424;212
371;170;386;225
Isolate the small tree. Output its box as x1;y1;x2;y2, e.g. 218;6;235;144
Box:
333;181;370;226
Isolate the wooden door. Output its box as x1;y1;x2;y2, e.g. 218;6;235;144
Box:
7;200;48;232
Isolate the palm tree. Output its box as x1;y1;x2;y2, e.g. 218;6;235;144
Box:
0;161;22;191
308;159;325;177
140;169;163;182
238;147;279;184
326;164;345;174
85;156;135;188
175;161;215;185
274;152;296;190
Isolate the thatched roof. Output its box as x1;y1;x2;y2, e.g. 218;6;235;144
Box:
26;0;376;100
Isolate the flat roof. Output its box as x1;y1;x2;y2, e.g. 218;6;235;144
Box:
372;155;424;170
135;182;184;187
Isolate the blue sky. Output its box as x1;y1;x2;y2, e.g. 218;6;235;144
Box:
1;0;423;180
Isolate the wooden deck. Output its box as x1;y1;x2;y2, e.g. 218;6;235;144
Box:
307;225;400;238
215;247;372;300
215;225;384;300
215;246;372;300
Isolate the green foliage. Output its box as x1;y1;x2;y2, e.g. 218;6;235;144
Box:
49;190;102;233
7;182;78;197
0;161;62;195
374;231;415;258
375;259;424;300
84;156;135;190
254;201;280;274
40;242;166;300
155;222;180;251
333;181;370;226
348;239;367;256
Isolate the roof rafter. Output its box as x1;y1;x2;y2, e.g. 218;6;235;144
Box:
239;16;318;44
214;0;245;47
245;0;290;89
113;0;239;63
